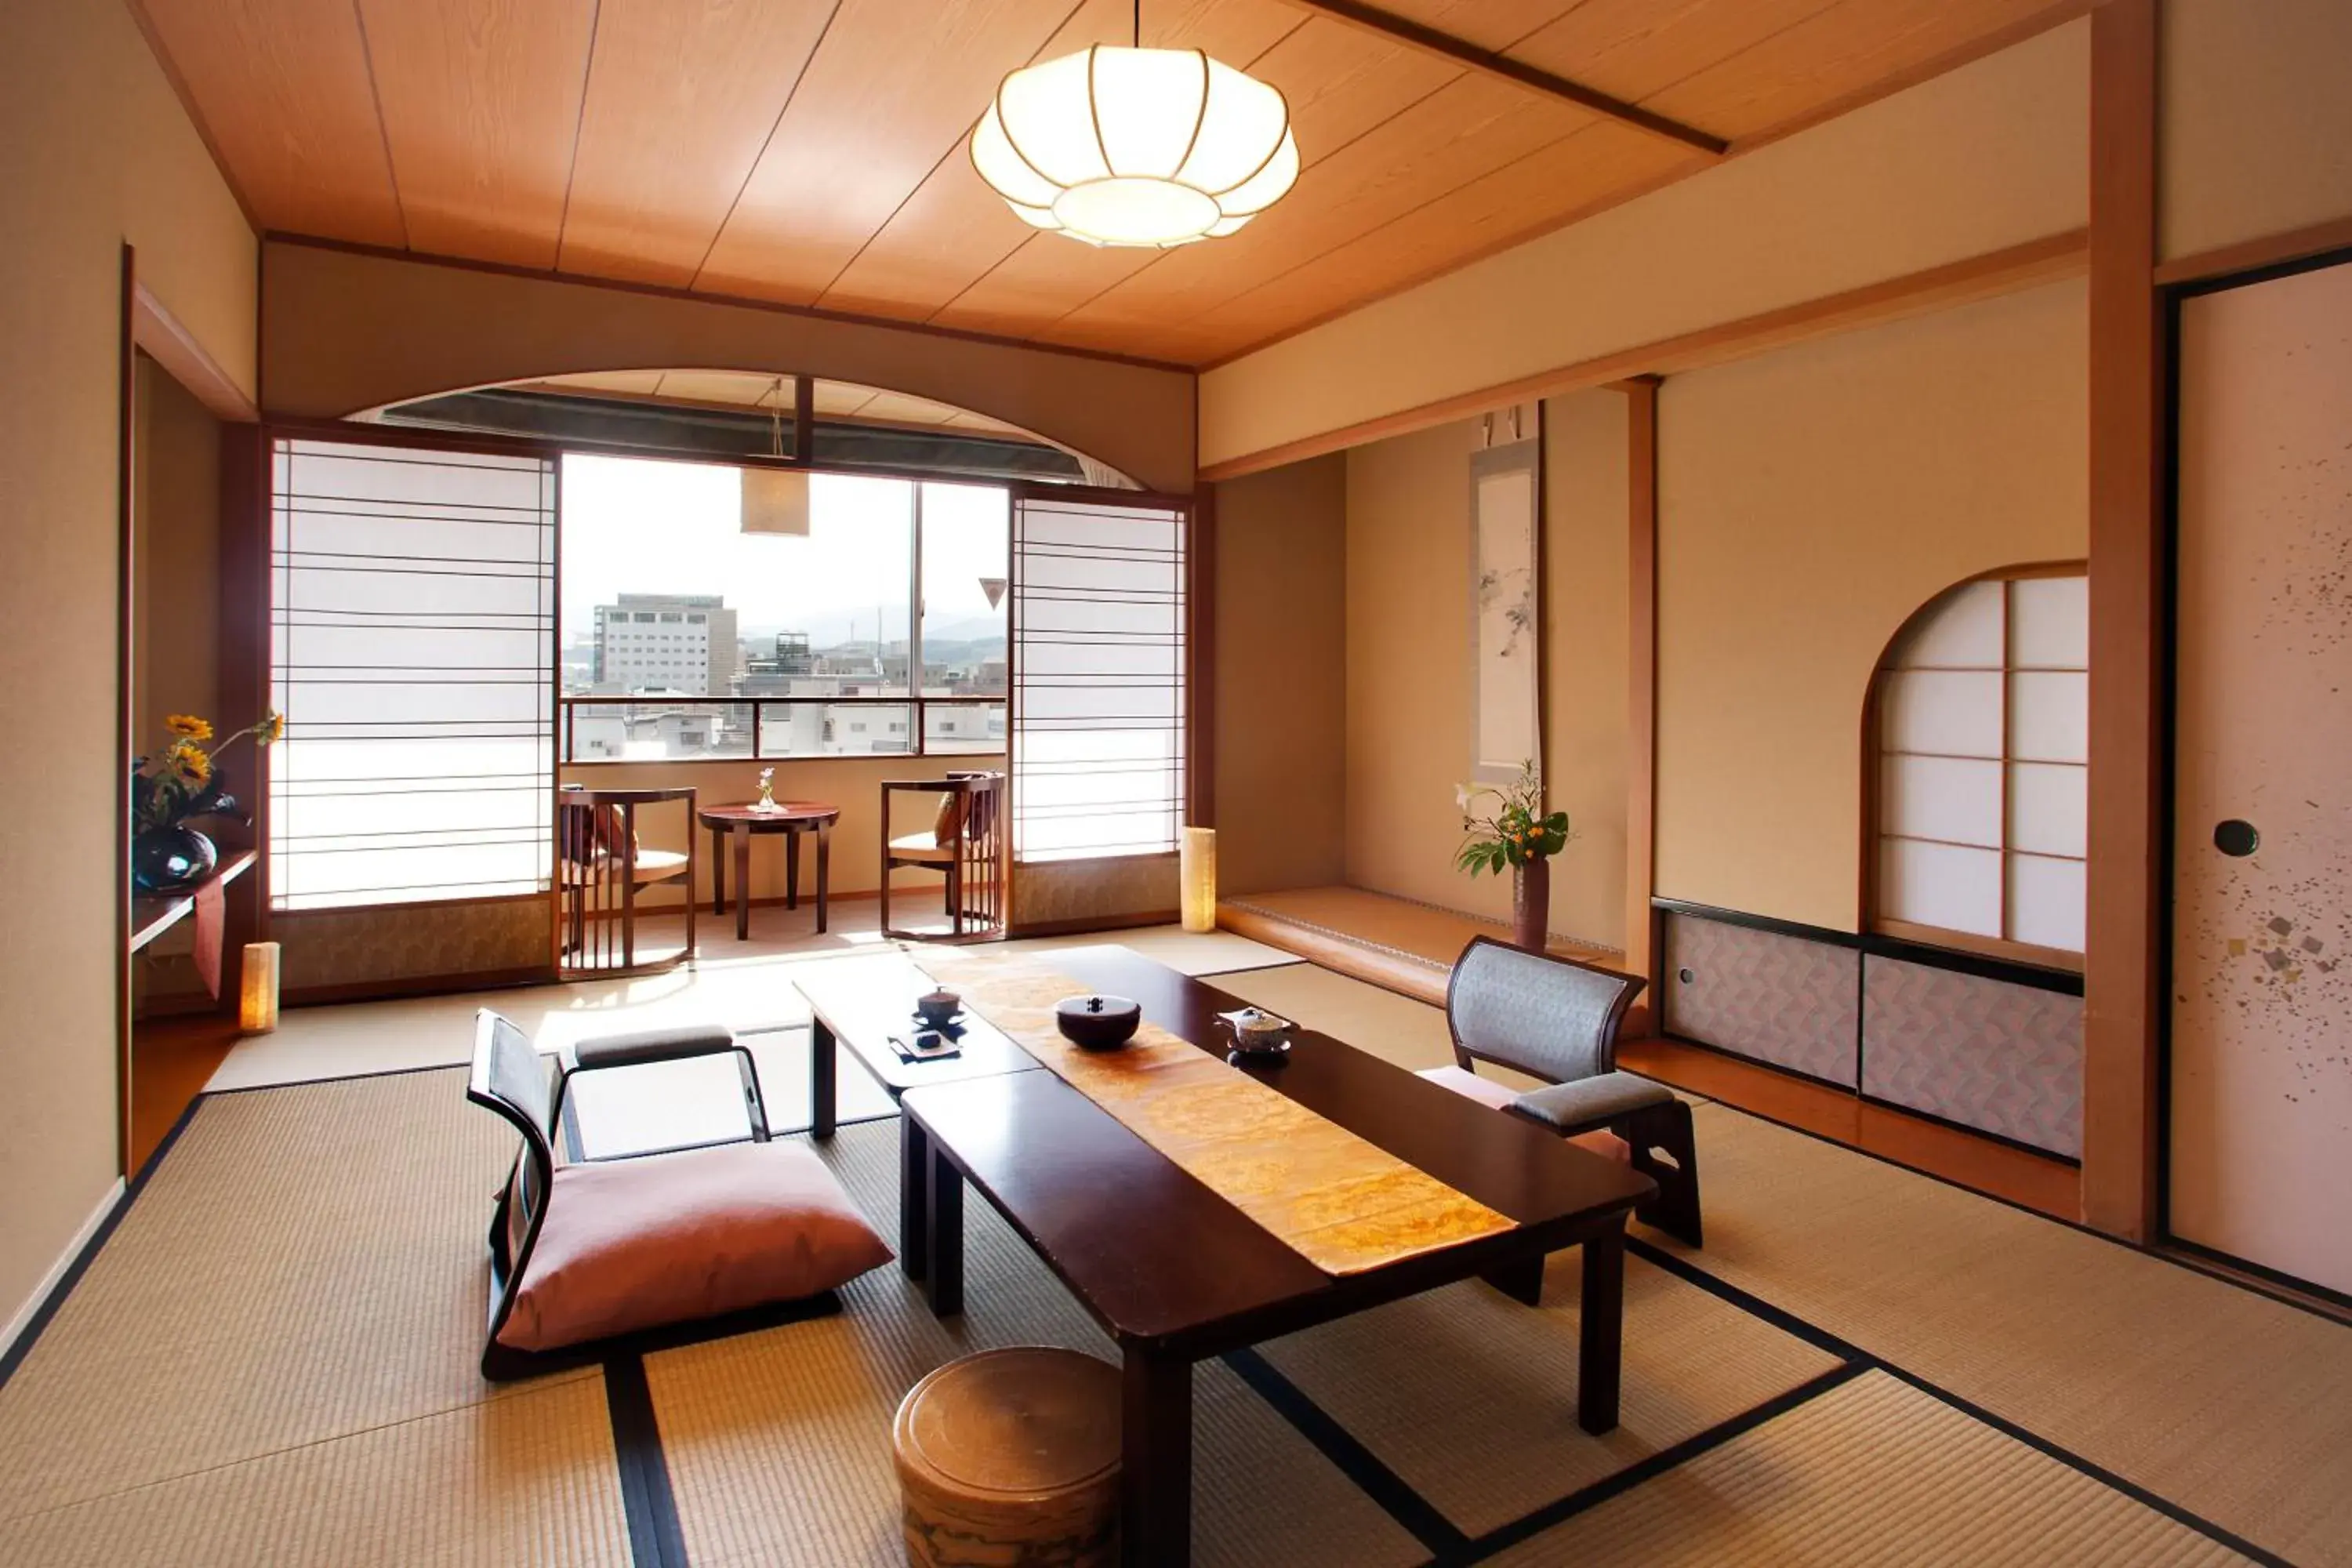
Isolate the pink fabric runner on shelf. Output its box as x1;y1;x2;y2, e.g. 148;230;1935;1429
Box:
191;877;226;999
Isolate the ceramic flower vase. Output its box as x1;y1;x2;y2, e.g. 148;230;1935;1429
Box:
132;825;217;893
1512;855;1550;953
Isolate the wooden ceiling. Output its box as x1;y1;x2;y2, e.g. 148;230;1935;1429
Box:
507;370;1037;437
135;0;2083;368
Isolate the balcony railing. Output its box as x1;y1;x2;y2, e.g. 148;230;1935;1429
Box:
561;694;1006;764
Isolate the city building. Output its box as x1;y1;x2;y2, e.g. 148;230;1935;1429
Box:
590;593;739;695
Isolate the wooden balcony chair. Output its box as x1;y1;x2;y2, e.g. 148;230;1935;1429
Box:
1420;935;1703;1247
879;771;1005;941
558;785;698;977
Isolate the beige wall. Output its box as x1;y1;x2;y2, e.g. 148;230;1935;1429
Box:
1654;278;2089;932
2160;0;2352;263
1200;20;2089;472
1345;419;1488;917
1541;392;1632;952
260;241;1196;495
132;356;222;750
0;2;254;1338
1340;396;1631;947
1210;455;1347;896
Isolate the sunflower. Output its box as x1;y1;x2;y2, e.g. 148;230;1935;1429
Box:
165;713;214;741
256;710;286;746
168;739;212;787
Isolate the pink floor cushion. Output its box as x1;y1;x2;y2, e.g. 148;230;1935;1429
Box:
498;1141;892;1352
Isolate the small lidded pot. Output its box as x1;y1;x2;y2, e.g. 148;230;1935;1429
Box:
1054;993;1142;1050
1224;1007;1294;1058
915;989;962;1027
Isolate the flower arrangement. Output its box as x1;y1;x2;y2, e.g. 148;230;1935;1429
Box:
133;710;283;836
754;766;779;811
1454;759;1570;877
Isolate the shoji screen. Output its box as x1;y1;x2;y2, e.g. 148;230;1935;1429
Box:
270;437;556;909
1009;494;1186;862
1875;573;2087;954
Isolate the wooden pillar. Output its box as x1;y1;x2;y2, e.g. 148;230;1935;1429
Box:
1620;376;1662;1035
2082;0;2164;1240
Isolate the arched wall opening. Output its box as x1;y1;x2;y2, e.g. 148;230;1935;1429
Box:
257;238;1197;495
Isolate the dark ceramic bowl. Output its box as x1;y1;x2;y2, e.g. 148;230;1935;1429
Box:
914;989;962;1026
1054;993;1142;1050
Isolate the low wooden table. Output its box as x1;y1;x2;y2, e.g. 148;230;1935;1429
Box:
699;801;838;939
826;946;1657;1568
793;957;1045;1251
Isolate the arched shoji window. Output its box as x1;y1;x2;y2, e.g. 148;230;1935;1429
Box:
1870;568;2087;969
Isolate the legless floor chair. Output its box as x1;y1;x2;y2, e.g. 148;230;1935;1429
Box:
1418;937;1704;1247
466;1010;891;1379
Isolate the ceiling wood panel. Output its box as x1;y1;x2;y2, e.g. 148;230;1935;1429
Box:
132;0;406;245
139;0;2086;367
691;0;1080;306
357;0;595;267
813;0;1308;322
1644;0;2082;143
556;0;835;285
1050;72;1590;340
1178;122;1700;361
1507;0;1846;105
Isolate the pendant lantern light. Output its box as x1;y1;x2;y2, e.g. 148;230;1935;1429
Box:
971;4;1298;248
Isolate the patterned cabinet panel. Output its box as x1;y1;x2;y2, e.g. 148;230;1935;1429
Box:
1662;914;1860;1087
1861;956;2083;1157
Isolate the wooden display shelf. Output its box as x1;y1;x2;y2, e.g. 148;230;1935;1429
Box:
130;848;257;953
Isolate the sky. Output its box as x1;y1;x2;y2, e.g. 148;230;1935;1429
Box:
559;454;1008;648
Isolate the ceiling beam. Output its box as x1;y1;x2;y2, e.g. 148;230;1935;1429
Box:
1284;1;1728;157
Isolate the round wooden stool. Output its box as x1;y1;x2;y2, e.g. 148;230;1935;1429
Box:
892;1347;1121;1568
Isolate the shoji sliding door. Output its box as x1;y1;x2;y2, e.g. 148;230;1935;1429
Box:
270;437;556;926
2168;256;2352;1298
1007;493;1188;869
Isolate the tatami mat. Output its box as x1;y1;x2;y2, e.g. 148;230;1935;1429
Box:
1004;925;1301;977
1659;1103;2352;1566
0;1069;603;1530
210;930;1293;1091
647;1117;1427;1568
1492;1370;2252;1566
4;1374;630;1568
1258;1250;1845;1537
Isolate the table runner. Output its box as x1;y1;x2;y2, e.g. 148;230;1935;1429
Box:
920;953;1515;1276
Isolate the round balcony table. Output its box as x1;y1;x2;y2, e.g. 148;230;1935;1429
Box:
699;802;840;939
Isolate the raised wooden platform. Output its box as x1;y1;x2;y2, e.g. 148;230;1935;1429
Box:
1216;886;1624;1008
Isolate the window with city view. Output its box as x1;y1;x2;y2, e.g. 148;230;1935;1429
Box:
560;456;1007;762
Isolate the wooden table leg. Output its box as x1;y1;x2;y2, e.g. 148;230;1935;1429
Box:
899;1111;930;1281
1121;1348;1192;1568
709;826;726;916
1577;1222;1626;1435
924;1144;964;1316
1481;1251;1544;1307
733;827;752;941
809;1018;837;1141
786;829;800;911
815;825;830;935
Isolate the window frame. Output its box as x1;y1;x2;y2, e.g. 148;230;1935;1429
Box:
1863;561;2088;976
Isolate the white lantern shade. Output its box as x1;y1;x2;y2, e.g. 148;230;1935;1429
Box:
972;47;1298;249
240;941;281;1034
1180;826;1217;933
